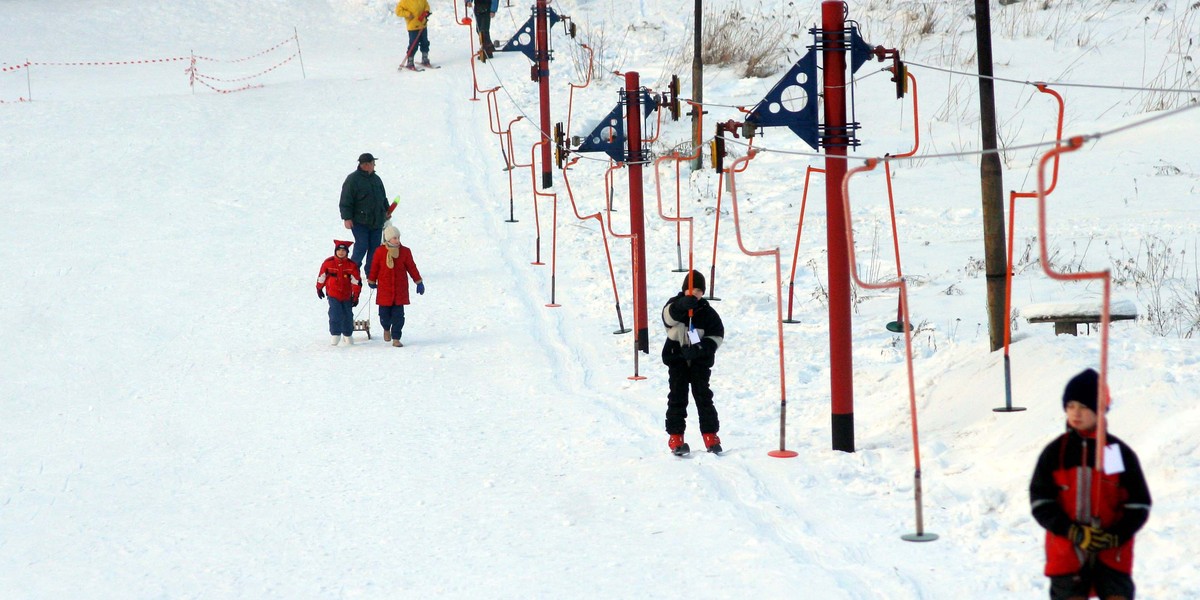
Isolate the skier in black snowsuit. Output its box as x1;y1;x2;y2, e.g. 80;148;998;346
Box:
661;270;724;454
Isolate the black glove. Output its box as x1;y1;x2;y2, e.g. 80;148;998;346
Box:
1069;524;1119;552
317;288;325;300
353;296;360;307
676;295;699;312
681;344;702;361
368;281;377;289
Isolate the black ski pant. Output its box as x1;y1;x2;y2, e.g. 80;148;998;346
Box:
1048;561;1135;599
473;9;495;56
665;361;719;435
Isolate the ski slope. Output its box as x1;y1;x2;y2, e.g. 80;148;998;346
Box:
3;0;1199;597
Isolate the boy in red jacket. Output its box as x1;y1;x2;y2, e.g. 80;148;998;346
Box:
316;240;362;346
1029;368;1152;600
367;226;423;347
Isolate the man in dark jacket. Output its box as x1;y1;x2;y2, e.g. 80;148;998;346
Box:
661;270;724;454
1029;368;1151;600
467;0;499;59
339;153;389;275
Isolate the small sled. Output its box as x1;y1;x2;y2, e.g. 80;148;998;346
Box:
354;318;372;340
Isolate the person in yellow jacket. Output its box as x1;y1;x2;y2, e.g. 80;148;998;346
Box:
395;0;433;69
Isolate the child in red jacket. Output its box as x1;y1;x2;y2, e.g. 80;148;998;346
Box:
1029;368;1151;600
316;240;362;346
367;226;423;347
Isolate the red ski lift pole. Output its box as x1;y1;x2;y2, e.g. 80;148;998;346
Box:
533;140;558;299
643;100;665;144
784;166;824;323
841;158;938;543
564;44;595;141
999;83;1064;413
628;232;647;380
706;133;755;303
502;115;524;223
672;157;687;273
454;0;480;100
535;0;553;189
604;162;630;238
561;157;631;334
727;151;796;459
884;69;920;333
483;87;523;223
521;138;545;265
654;147;701;275
1034;136;1113;516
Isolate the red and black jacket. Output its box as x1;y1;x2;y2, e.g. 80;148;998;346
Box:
1029;428;1151;576
316;256;362;302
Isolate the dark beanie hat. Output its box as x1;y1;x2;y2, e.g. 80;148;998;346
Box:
681;270;706;293
1062;368;1100;412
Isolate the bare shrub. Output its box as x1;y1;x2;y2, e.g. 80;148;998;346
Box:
1138;3;1199;112
1108;236;1200;337
663;5;798;81
567;20;628;82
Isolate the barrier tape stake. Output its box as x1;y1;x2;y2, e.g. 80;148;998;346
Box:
294;27;307;79
189;51;196;94
26;59;33;101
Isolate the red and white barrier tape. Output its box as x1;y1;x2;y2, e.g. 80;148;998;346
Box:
30;57;190;67
191;52;298;83
15;34;295;68
4;34;303;98
193;78;265;94
193;36;295;63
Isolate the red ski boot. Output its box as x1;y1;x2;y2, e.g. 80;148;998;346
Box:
702;433;723;454
668;434;689;456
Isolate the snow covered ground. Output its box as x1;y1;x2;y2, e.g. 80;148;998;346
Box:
2;0;1198;597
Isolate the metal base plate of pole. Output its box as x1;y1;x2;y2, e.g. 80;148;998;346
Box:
993;355;1027;412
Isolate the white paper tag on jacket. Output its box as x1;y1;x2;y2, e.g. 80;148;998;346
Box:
1104;443;1125;475
687;329;701;345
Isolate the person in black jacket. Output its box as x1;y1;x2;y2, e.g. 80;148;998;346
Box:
467;0;499;59
661;270;725;454
1029;368;1151;600
339;153;389;275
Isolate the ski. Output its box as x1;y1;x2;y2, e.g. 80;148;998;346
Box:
399;65;425;72
421;63;442;69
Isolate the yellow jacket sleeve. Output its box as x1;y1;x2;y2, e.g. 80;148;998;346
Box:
396;0;430;26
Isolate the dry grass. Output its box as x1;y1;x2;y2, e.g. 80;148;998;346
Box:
662;5;798;81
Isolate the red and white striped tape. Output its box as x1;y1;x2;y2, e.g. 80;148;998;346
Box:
193;52;298;83
193;78;265;94
31;57;190;67
17;34;296;68
193;36;295;64
4;34;303;98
